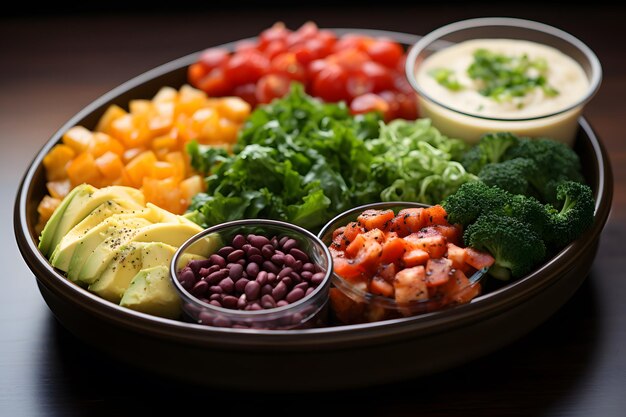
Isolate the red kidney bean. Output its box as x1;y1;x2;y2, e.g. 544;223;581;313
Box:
289;248;309;262
206;269;228;285
289;272;301;284
267;272;277;284
271;236;279;248
276;300;289;308
278;236;289;247
249;254;264;264
209;254;226;268
311;272;326;286
261;244;274;259
213;316;232;327
229;263;244;280
235;277;250;293
305;287;315;296
300;270;313;281
262;260;280;274
209;285;223;294
217;246;234;258
209;293;222;301
270;253;285;266
283;254;296;268
178;267;195;290
302;263;315;272
277;267;293;280
281;276;293;289
209;300;222;308
248;303;262;311
245;280;261;300
246;262;259;278
219;277;235;294
272;281;287;300
261;284;273;295
261;294;276;309
249;234;270;249
282;238;298;252
247;246;262;257
294;282;309;292
227;249;245;262
232;234;246;249
292;260;303;272
191;280;208;297
237;294;248;309
255;270;268;286
188;259;212;274
286;288;305;303
222;295;239;309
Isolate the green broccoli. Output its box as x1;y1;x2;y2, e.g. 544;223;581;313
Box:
499;194;552;238
544;181;595;248
441;180;512;226
461;132;520;174
478;157;540;197
504;137;585;205
464;213;547;280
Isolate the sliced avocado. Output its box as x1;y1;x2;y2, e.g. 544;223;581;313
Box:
39;184;145;258
119;265;182;319
39;184;96;257
77;221;205;285
87;243;143;303
91;241;179;303
49;200;131;271
66;216;152;283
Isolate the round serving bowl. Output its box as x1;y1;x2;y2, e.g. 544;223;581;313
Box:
14;29;613;391
170;219;332;330
318;201;487;325
405;17;602;145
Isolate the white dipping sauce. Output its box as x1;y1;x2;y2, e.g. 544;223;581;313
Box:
414;39;590;145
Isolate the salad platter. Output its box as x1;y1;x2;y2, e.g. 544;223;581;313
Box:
14;24;613;391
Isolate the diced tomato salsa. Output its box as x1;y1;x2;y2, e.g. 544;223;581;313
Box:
328;205;495;324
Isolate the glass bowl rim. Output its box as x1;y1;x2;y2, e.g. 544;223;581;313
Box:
404;17;603;122
170;218;333;318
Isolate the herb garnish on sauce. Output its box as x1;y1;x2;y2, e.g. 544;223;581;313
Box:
430;48;560;104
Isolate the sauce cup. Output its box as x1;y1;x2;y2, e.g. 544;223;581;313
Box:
405;17;602;145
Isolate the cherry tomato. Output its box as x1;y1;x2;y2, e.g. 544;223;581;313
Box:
233;83;258;107
270;52;307;82
359;61;394;92
378;90;401;120
365;39;404;68
394;92;419;120
307;59;328;81
350;93;390;117
311;63;349;102
346;74;375;100
327;49;370;72
235;40;257;53
222;50;270;86
332;34;374;52
197;67;232;97
263;39;288;60
287;21;319;47
187;62;207;88
258;22;289;50
198;47;230;72
394;72;415;95
256;74;292;104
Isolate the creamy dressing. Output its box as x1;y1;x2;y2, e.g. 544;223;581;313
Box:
416;39;589;119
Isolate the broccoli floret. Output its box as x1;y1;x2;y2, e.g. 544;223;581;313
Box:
464;213;547;280
478;157;540;196
497;194;552;238
545;181;595;248
441;181;512;226
462;132;520;174
505;137;584;205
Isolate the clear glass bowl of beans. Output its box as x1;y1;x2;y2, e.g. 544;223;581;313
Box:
170;219;333;330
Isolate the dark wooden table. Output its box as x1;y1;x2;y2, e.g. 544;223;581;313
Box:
2;4;624;416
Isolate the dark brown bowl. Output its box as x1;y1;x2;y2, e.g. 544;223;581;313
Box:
13;29;613;392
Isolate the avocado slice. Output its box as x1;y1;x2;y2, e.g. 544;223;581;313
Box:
88;241;175;303
119;265;182;319
49;200;131;271
65;216;153;283
38;184;145;258
76;221;205;285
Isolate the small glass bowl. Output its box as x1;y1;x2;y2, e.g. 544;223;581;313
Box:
318;201;486;325
170;219;333;330
405;17;602;145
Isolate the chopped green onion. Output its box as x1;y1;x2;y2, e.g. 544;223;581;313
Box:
428;68;463;91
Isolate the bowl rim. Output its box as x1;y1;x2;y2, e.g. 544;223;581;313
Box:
404;17;603;122
12;28;613;350
170;218;333;321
